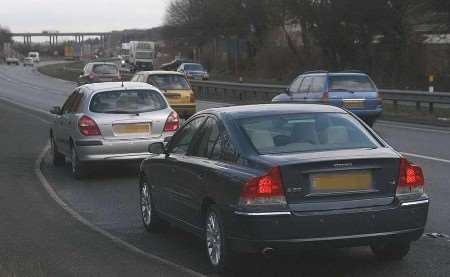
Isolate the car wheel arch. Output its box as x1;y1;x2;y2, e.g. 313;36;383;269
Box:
201;197;216;226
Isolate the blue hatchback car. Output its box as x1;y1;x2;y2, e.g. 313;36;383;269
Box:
272;71;382;126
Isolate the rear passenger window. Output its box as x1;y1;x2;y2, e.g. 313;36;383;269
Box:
190;118;220;158
210;129;240;163
299;77;312;93
310;76;327;93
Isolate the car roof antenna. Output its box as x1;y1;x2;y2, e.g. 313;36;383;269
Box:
121;81;124;87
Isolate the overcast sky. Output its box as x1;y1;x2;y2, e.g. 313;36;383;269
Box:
1;0;169;33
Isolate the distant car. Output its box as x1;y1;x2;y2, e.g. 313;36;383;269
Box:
28;51;40;63
6;57;19;65
23;57;34;67
177;63;209;80
49;82;180;179
140;104;428;272
78;62;121;85
131;71;196;118
272;71;382;126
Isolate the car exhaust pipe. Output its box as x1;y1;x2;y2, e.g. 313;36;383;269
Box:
262;247;274;257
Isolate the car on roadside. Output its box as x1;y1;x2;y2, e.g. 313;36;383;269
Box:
6;57;20;65
177;63;209;80
131;71;196;119
49;82;180;179
272;71;382;126
78;62;121;85
139;103;428;272
23;57;34;67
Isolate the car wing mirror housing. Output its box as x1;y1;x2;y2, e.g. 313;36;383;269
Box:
148;142;166;155
50;106;62;115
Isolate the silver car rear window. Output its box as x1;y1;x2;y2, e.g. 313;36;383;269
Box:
93;64;118;74
90;90;167;114
239;113;379;155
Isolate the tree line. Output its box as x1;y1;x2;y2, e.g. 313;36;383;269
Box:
164;0;449;89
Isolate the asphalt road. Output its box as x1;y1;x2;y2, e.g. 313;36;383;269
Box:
0;63;449;276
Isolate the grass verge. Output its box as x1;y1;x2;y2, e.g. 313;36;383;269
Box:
38;61;85;82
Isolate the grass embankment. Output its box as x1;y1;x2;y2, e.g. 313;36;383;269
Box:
38;61;85;82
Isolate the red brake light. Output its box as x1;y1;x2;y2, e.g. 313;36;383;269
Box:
88;73;96;80
321;92;329;104
163;111;180;132
79;116;101;136
397;158;424;195
240;166;287;206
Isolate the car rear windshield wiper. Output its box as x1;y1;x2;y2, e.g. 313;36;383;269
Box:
329;88;355;93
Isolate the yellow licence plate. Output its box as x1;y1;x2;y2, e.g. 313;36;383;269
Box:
343;99;364;109
311;171;372;192
113;123;151;135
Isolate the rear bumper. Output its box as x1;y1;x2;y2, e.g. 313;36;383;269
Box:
75;133;173;162
226;199;428;253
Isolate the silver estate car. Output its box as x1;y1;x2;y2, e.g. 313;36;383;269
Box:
49;82;180;179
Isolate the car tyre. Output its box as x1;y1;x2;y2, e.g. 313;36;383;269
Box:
205;205;234;272
139;177;167;232
371;242;411;261
71;145;87;179
50;135;65;166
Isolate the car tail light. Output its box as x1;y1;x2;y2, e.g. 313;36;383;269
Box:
79;116;101;136
396;158;424;195
163;112;180;132
321;92;329;104
240;166;287;206
88;73;96;80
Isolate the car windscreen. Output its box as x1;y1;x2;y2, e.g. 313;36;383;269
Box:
239;113;378;155
328;75;375;91
148;75;191;90
184;64;204;71
90;90;167;114
93;64;118;74
29;54;36;57
136;52;153;59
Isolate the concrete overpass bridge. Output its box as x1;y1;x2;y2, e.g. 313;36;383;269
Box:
11;32;111;46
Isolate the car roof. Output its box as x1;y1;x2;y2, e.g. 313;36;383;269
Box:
201;104;346;119
81;82;159;94
138;71;184;76
302;72;368;77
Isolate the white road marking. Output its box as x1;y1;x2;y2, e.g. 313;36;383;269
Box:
377;121;450;135
35;145;205;277
401;152;450;164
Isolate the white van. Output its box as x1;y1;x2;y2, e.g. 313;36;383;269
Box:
28;52;40;63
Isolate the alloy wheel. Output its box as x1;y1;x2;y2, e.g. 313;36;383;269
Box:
140;182;152;226
206;211;222;266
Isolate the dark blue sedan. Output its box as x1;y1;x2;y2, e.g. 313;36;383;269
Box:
272;71;382;126
139;104;428;272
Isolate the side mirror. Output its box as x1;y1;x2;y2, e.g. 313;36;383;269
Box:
50;106;62;115
285;87;291;95
148;142;166;155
